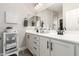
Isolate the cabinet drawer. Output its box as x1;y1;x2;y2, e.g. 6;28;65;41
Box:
33;40;39;46
33;35;39;41
32;45;39;56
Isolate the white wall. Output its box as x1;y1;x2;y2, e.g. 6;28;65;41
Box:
63;3;79;30
0;3;34;50
65;8;79;31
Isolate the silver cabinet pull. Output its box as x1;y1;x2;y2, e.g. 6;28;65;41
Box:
33;47;37;50
34;37;37;39
34;41;37;44
50;42;53;51
47;41;49;49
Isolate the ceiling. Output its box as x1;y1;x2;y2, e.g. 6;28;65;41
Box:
0;3;36;13
47;3;63;13
0;3;63;15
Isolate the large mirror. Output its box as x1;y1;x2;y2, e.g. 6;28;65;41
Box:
27;3;63;31
36;3;63;30
28;16;41;26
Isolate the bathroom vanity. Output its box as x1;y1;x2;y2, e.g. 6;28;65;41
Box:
26;30;79;56
25;3;79;56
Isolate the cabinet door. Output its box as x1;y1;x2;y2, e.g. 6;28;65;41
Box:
76;45;79;56
51;39;75;56
26;33;30;49
40;36;50;56
28;34;34;53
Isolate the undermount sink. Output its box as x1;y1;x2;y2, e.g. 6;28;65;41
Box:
39;31;49;34
36;30;49;34
36;30;57;34
36;31;49;34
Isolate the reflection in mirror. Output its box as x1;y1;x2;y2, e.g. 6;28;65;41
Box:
36;3;63;31
48;3;63;30
28;16;41;26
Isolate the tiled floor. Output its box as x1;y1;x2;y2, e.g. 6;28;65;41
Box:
19;49;33;56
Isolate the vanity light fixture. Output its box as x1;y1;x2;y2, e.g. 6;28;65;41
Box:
34;3;54;11
34;3;43;9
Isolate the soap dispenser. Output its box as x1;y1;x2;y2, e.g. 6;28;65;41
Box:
57;19;64;35
24;17;28;27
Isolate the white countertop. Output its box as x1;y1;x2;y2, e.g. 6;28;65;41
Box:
26;30;79;44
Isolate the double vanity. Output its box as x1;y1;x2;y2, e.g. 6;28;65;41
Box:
26;30;79;56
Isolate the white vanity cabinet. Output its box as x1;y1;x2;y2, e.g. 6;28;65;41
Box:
50;39;75;56
39;36;50;56
26;32;76;56
26;33;40;56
